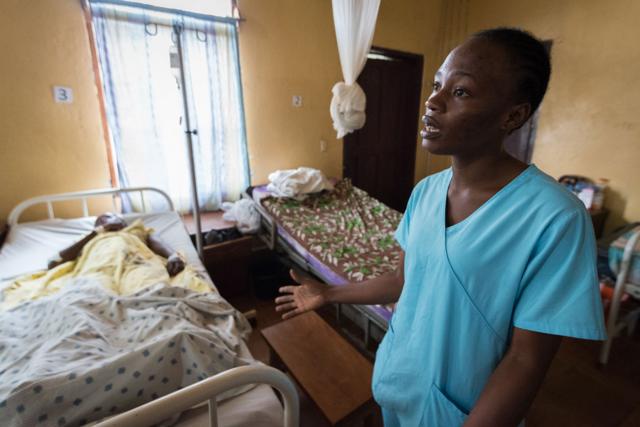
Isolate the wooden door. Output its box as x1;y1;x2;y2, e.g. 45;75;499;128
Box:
343;47;423;212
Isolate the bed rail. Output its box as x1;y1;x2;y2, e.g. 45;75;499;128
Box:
599;228;640;364
95;364;299;427
7;187;174;226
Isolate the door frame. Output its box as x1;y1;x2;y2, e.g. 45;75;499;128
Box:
343;45;423;211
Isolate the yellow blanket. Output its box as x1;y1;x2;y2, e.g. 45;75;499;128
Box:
2;220;211;310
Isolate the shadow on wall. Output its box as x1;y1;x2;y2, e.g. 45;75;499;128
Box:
604;187;627;235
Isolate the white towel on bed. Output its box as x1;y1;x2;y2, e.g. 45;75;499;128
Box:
266;167;334;200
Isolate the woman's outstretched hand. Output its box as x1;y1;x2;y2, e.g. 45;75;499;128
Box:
275;269;328;320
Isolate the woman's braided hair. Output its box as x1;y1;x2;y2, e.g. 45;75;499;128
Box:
473;27;551;115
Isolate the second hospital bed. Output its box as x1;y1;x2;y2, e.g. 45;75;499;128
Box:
0;188;298;427
246;179;402;349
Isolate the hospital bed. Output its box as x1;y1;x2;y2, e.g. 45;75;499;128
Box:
245;179;401;351
0;187;298;427
599;225;640;364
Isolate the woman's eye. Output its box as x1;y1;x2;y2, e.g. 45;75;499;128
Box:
453;88;468;97
432;82;441;92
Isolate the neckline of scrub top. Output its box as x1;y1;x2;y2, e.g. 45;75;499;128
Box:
443;164;537;233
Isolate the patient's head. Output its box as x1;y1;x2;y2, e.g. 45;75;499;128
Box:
422;27;550;156
94;212;127;232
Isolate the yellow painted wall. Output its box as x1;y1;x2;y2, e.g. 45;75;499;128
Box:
237;0;447;185
5;0;636;231
0;0;111;222
466;0;640;231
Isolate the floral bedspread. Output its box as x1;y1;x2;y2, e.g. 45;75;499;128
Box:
261;179;402;283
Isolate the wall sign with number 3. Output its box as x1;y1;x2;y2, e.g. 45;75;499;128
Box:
53;86;73;104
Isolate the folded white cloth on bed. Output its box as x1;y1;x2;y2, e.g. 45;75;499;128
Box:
221;199;261;234
266;167;334;200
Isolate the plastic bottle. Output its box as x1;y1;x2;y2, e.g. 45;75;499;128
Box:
592;178;609;211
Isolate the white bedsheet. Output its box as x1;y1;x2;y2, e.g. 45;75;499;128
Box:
0;281;255;427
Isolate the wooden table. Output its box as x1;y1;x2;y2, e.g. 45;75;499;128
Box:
181;210;236;234
181;210;253;299
201;235;253;299
261;311;375;426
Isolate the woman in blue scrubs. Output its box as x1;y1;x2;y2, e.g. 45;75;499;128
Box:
276;28;605;426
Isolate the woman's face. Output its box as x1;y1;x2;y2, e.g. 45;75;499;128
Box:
421;37;526;157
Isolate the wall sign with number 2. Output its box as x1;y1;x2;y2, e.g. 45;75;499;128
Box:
53;86;73;104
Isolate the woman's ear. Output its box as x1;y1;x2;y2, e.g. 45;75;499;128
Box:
503;103;532;134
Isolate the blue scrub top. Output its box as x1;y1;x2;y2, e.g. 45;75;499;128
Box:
372;165;606;427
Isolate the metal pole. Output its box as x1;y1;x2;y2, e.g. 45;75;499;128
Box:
175;25;204;259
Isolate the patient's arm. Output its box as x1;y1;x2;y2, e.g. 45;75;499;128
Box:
147;235;185;277
275;251;405;319
48;231;98;269
49;215;130;269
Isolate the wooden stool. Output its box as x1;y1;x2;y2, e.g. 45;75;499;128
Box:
261;311;376;426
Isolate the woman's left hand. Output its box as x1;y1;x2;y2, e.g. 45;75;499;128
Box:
166;253;186;277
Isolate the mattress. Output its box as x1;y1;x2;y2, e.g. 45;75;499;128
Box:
251;180;400;322
166;341;284;427
609;225;640;287
0;212;283;427
175;338;283;427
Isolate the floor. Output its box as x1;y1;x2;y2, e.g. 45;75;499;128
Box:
227;286;640;427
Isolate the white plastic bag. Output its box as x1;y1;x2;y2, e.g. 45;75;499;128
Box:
221;199;260;235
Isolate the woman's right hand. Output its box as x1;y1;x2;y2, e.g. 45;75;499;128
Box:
275;269;328;320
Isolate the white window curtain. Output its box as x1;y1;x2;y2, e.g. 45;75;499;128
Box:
330;0;381;139
91;3;249;213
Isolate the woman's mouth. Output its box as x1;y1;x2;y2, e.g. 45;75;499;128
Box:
421;115;442;139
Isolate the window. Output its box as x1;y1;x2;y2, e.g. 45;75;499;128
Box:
133;0;235;17
90;1;249;213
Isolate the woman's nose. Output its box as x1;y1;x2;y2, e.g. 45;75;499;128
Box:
425;93;443;113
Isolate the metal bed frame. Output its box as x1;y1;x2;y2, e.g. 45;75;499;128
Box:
248;192;390;353
6;187;300;427
600;228;640;364
97;365;299;427
8;186;174;226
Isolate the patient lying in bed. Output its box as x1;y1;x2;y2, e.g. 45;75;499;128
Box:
2;213;211;309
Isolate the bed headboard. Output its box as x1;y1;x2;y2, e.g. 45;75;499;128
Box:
0;221;7;249
8;187;174;227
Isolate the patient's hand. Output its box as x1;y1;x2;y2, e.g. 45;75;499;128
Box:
166;253;186;277
275;269;327;320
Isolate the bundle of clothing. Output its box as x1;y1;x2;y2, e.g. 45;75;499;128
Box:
221;167;334;235
266;167;334;200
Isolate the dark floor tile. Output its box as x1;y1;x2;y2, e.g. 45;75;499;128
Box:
527;336;640;427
